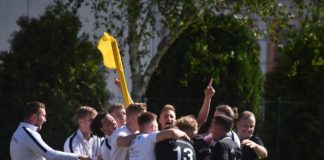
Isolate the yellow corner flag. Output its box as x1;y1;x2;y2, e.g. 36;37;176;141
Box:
97;32;132;107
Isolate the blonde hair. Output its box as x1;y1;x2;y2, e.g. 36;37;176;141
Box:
160;104;175;113
75;106;98;121
108;103;124;114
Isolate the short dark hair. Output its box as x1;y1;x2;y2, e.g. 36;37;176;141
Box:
126;103;147;117
24;101;45;120
138;112;157;127
91;112;107;137
107;103;124;114
213;114;233;132
237;111;255;121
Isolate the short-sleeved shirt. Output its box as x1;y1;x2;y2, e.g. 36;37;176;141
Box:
192;136;211;160
241;135;264;160
211;136;242;160
110;125;134;160
129;131;159;160
155;138;196;160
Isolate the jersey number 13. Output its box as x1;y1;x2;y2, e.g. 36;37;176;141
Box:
173;146;194;160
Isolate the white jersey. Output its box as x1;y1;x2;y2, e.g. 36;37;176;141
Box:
10;122;79;160
64;129;102;160
129;132;159;160
100;135;112;160
110;125;135;160
229;130;241;148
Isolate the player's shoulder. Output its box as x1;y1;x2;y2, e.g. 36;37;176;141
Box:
192;136;210;148
217;137;237;148
112;125;129;137
65;130;78;142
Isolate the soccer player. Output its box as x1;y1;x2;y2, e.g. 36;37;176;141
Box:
210;115;242;160
176;116;211;160
237;111;267;160
159;79;215;130
204;105;241;148
110;103;147;160
107;103;126;128
126;112;191;160
91;112;118;160
64;106;102;159
10;101;89;160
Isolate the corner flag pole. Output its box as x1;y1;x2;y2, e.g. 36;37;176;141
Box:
97;32;132;107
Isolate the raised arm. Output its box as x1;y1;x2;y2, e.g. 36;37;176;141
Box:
115;78;134;104
156;128;190;142
196;79;215;129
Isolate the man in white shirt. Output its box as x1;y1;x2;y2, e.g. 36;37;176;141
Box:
64;106;102;160
125;112;190;160
10;101;89;160
110;103;147;160
107;103;126;128
91;112;118;160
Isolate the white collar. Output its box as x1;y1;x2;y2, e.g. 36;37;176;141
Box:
76;129;94;140
21;122;38;131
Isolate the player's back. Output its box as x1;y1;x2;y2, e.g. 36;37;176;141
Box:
155;138;196;160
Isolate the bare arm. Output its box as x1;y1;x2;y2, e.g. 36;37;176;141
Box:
115;78;134;104
242;139;268;158
156;129;190;142
196;79;215;129
116;134;139;147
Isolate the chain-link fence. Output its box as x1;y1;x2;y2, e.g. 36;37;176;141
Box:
258;99;324;160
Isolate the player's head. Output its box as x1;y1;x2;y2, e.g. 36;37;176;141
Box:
91;112;117;137
213;105;235;119
236;111;256;139
138;112;158;133
159;104;176;130
211;115;233;141
75;106;98;135
24;101;47;130
175;115;198;138
126;103;147;130
108;103;126;127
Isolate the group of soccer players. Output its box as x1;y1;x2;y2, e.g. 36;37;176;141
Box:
9;80;268;160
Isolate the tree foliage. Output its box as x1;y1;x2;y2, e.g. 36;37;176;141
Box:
263;18;324;159
64;0;281;100
146;14;262;130
0;2;110;158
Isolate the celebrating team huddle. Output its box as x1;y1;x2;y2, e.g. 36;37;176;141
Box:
9;80;267;160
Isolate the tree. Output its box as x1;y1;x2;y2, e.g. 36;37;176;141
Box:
146;14;262;129
0;2;110;158
263;18;324;159
65;0;281;101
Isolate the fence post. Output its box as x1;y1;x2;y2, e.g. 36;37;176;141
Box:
276;97;282;160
